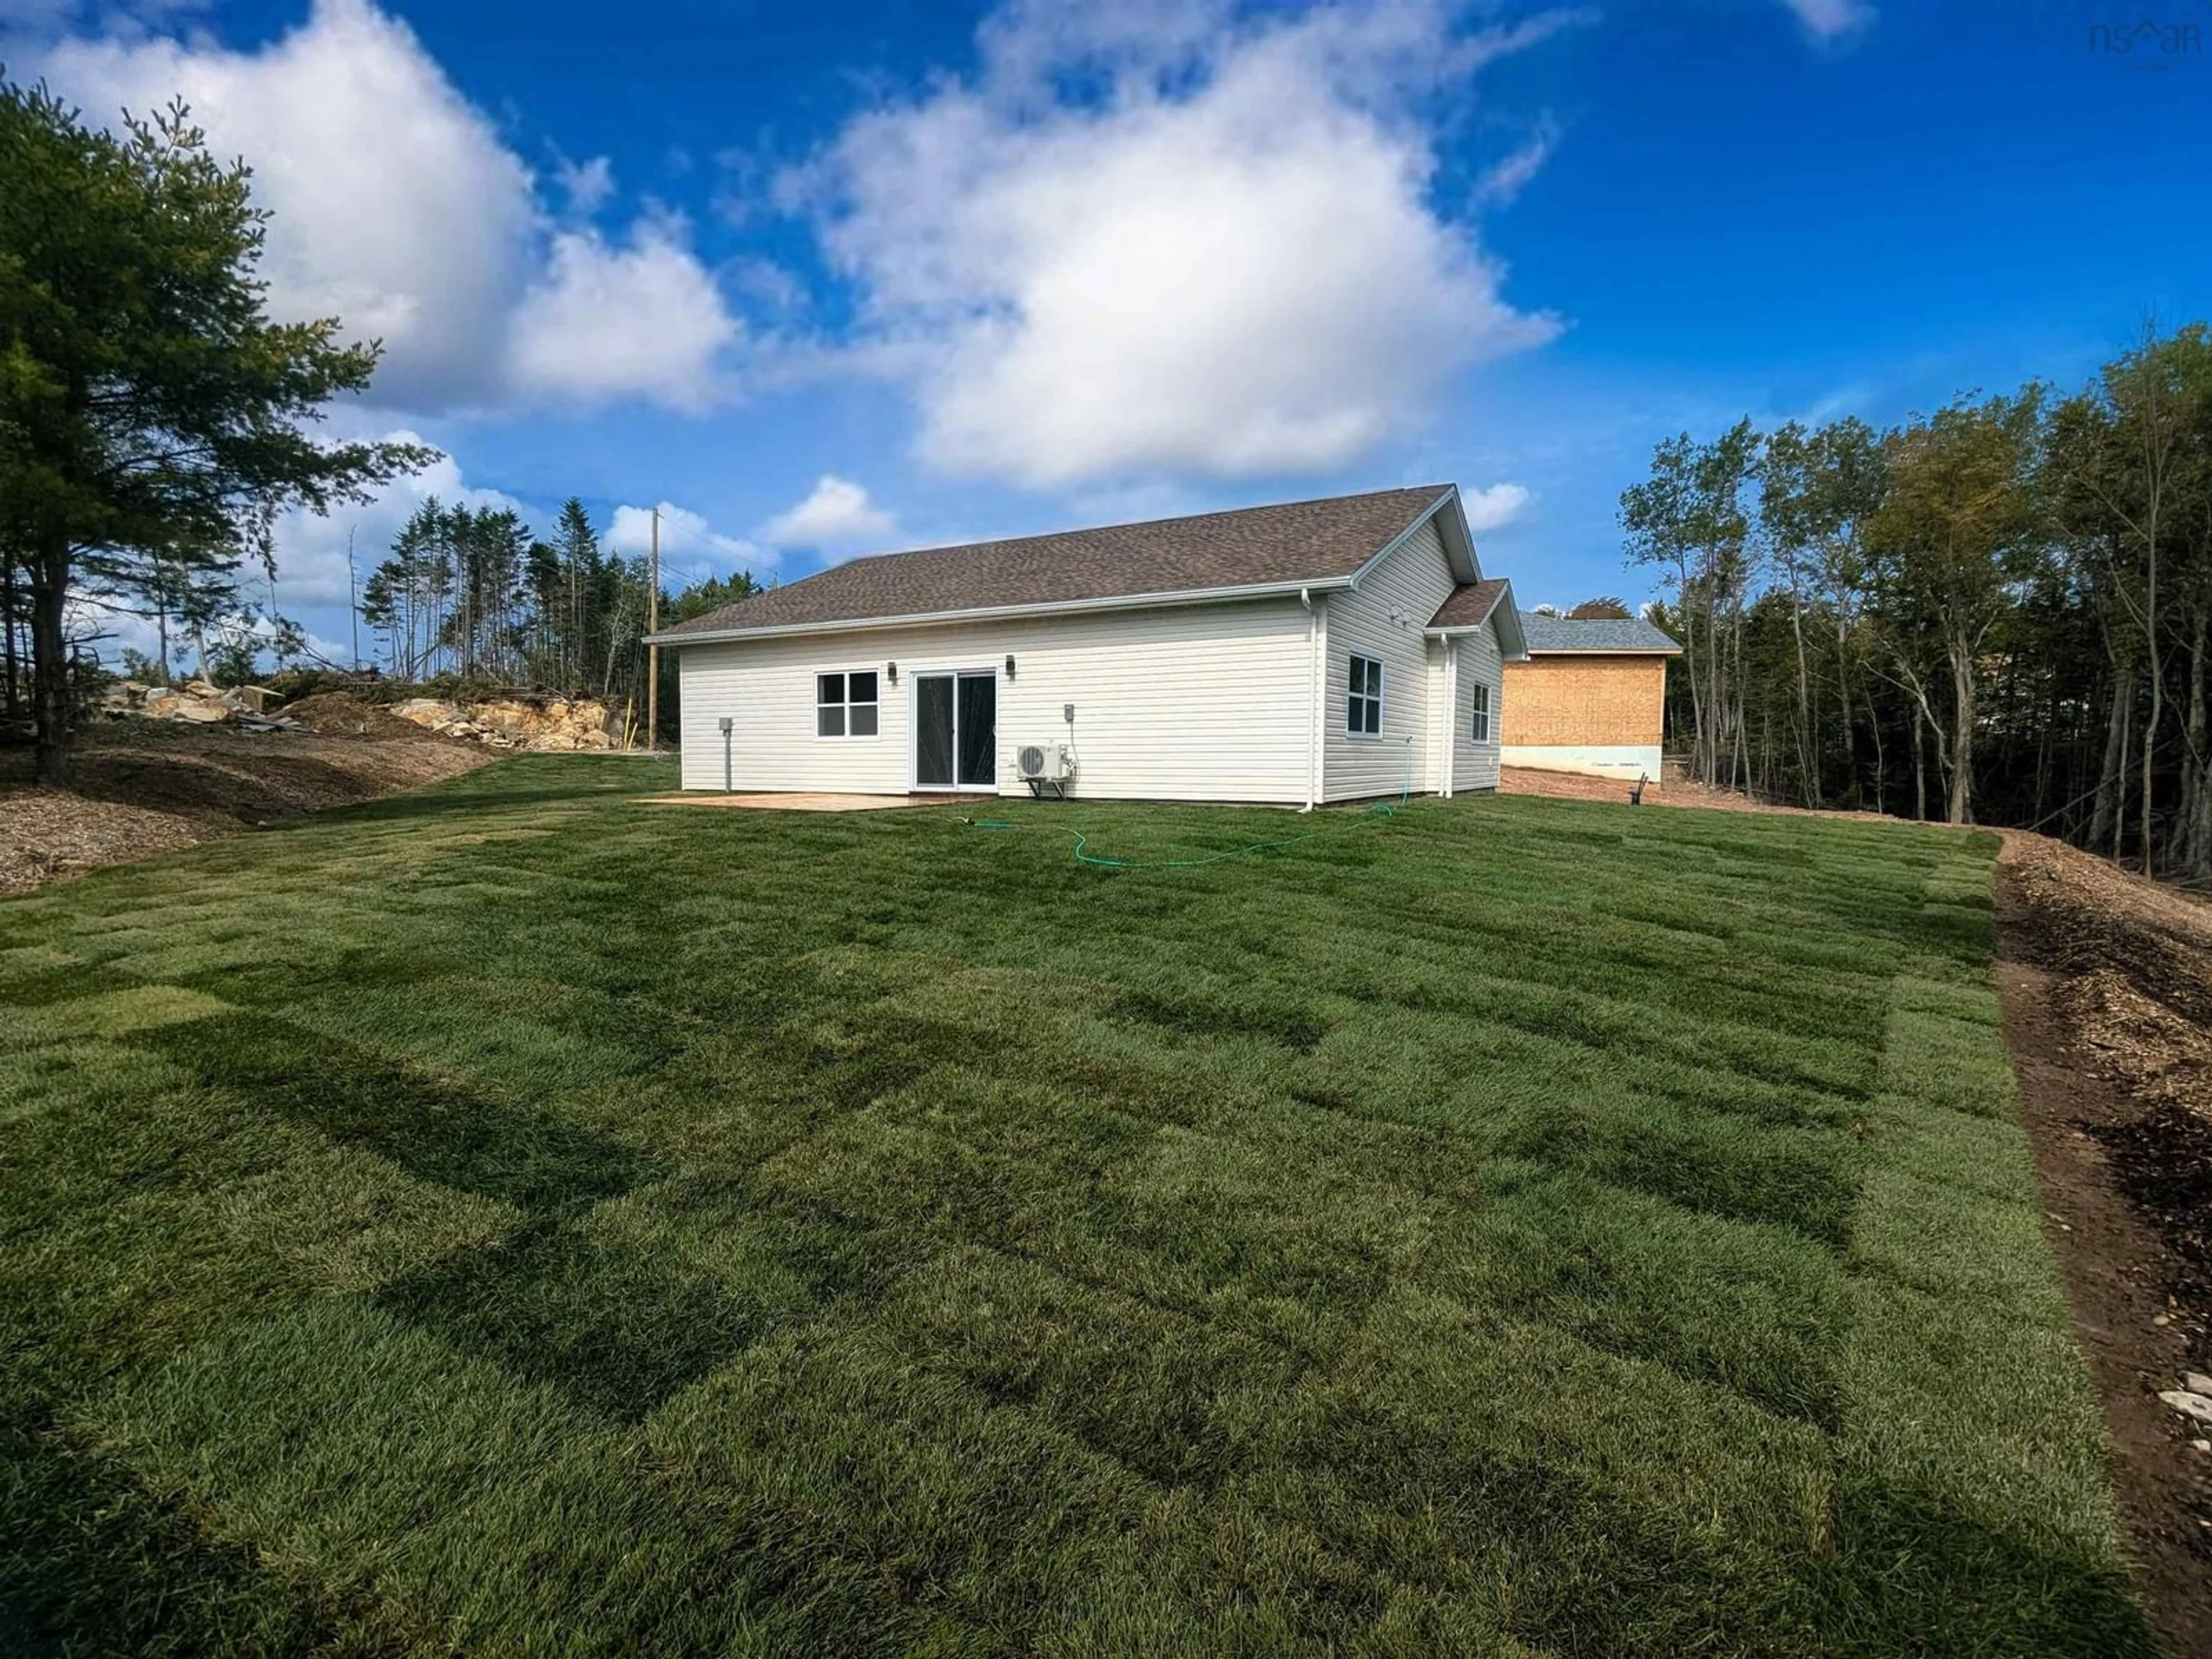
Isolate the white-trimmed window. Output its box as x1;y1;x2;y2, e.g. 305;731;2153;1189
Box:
817;671;879;737
1347;652;1383;737
1469;680;1494;744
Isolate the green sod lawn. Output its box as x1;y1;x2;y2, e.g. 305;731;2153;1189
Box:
0;758;2155;1656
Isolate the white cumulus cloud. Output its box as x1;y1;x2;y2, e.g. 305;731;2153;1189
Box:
1777;0;1872;43
607;501;768;581
803;0;1569;490
759;475;897;551
508;218;739;412
1459;482;1529;532
31;0;740;413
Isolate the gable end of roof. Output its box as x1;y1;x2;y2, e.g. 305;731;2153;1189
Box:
1426;578;1528;658
1427;578;1508;631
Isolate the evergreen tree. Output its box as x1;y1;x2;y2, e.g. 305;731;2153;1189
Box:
0;78;430;781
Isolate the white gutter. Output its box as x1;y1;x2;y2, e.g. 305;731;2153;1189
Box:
645;574;1355;648
1427;626;1532;663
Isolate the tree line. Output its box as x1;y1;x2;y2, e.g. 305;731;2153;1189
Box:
355;497;756;712
1620;321;2212;880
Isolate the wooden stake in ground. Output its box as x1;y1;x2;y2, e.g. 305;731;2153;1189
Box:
647;506;660;751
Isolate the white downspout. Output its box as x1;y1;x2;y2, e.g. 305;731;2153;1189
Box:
1301;586;1320;812
1442;639;1456;799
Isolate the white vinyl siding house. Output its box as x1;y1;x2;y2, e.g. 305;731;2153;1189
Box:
654;485;1525;806
1318;517;1460;803
676;600;1315;802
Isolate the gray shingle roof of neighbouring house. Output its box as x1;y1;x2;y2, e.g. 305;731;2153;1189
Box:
1517;612;1682;654
652;485;1460;642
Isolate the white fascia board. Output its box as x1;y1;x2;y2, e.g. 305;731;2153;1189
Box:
1426;487;1482;584
1343;487;1471;594
1490;588;1529;660
645;576;1351;648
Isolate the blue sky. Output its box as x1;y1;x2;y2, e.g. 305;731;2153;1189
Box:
7;0;2206;662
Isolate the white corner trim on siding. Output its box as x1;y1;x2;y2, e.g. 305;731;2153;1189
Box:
1302;587;1324;810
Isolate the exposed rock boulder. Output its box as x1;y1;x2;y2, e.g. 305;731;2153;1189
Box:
2159;1389;2212;1425
389;698;467;731
387;694;616;752
113;681;241;725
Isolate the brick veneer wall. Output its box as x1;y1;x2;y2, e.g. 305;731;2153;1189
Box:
1501;655;1669;747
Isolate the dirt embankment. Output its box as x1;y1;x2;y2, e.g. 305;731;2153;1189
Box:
1501;764;1741;809
0;694;492;895
1499;764;1893;817
1996;833;2212;1656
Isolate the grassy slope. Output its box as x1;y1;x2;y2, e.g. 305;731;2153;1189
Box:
0;758;2153;1657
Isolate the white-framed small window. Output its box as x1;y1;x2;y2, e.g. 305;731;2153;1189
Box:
1347;652;1383;737
816;670;879;737
1469;680;1493;744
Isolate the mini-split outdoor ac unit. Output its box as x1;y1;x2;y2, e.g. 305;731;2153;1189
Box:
1017;742;1076;798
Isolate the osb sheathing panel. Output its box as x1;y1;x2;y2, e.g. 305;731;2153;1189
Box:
1501;656;1668;746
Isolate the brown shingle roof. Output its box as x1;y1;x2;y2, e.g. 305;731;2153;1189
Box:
1426;579;1509;631
657;485;1453;639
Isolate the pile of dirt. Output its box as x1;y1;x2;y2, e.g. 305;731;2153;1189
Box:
2009;835;2212;1044
282;691;448;740
0;695;492;893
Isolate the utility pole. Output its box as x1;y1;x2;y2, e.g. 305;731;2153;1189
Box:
646;505;661;750
346;525;359;672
